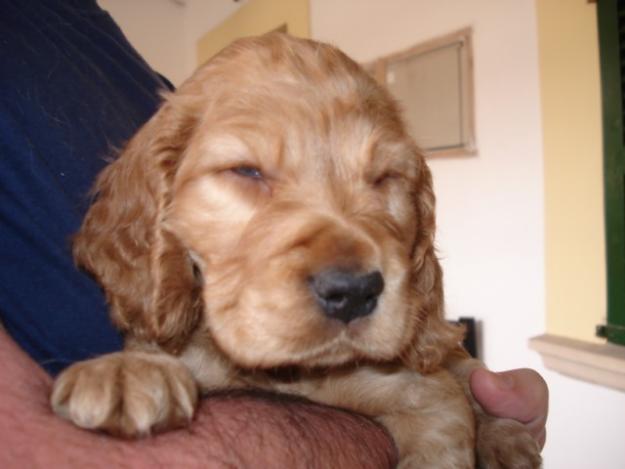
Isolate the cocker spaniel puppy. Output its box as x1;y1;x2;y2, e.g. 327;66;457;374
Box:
51;33;540;468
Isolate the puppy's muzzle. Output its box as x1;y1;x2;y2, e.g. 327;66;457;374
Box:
309;269;384;324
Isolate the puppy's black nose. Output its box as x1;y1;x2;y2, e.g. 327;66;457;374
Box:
309;270;384;323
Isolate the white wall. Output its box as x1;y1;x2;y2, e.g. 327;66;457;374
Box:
181;0;245;77
311;1;624;468
98;0;187;85
98;0;245;85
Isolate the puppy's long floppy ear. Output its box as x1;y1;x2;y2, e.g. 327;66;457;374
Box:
73;96;202;354
402;160;465;374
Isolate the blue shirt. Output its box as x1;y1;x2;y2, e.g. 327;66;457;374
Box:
0;0;172;374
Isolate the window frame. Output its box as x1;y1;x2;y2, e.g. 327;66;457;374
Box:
596;0;625;345
365;28;476;158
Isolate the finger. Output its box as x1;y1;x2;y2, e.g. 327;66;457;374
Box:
470;368;548;448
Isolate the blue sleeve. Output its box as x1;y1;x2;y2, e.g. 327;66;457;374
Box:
0;0;173;375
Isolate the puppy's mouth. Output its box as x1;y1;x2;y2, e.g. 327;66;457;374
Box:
271;336;361;369
203;263;405;369
210;311;383;370
273;268;387;366
268;318;387;368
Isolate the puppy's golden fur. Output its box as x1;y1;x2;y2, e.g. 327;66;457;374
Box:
51;33;541;468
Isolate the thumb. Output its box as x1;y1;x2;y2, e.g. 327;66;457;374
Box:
470;368;548;448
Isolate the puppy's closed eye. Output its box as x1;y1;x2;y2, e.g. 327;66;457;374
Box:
224;164;272;197
371;170;403;188
230;165;264;180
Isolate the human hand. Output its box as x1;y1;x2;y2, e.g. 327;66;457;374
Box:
470;368;548;449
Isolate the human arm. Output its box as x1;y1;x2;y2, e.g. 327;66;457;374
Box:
0;327;397;469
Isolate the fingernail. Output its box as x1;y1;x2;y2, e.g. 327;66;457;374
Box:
493;371;515;390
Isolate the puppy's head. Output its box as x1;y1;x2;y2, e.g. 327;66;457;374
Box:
75;33;462;373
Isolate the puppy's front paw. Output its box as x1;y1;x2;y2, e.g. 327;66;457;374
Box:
51;351;198;437
477;417;542;469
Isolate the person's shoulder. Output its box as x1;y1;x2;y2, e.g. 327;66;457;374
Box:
0;0;170;376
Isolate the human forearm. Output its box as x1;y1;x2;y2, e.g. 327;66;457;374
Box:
0;328;396;469
153;390;397;469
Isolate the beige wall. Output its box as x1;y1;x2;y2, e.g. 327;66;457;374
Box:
99;0;246;85
98;0;187;85
183;0;245;79
196;0;309;65
537;0;606;342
